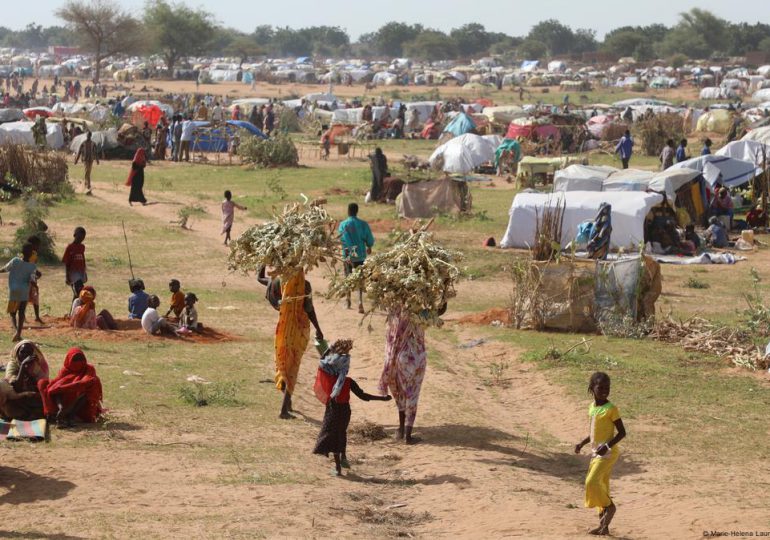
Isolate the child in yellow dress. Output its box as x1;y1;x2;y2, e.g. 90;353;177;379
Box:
575;372;626;536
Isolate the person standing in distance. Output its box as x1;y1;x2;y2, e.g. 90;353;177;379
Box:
338;203;374;314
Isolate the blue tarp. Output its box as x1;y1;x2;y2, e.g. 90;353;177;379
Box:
187;120;267;152
443;113;476;137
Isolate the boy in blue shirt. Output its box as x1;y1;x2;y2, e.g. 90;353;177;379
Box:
1;243;37;342
338;203;374;313
614;130;633;169
128;280;149;319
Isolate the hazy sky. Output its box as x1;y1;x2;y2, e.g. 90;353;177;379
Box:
8;0;770;39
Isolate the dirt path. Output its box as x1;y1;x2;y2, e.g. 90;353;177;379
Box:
2;183;767;539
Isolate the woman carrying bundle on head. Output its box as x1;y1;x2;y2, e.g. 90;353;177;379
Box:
38;347;103;427
258;266;324;419
313;339;391;476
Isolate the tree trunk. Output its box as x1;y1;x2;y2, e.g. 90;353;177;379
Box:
165;54;176;77
94;54;102;84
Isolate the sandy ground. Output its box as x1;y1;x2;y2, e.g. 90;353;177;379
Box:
0;174;767;539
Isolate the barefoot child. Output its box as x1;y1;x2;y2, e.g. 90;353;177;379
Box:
165;279;185;319
27;236;44;324
179;292;200;333
221;190;247;246
313;339;391;476
62;227;87;300
1;243;37;342
575;372;627;536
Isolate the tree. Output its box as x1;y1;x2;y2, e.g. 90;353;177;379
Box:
450;23;491;57
373;22;422;57
602;28;645;58
572;29;597;54
404;30;457;62
518;39;547;60
143;0;217;74
225;34;263;66
252;25;275;47
56;0;143;82
527;19;574;56
658;26;710;59
678;8;729;55
728;23;770;55
270;27;311;57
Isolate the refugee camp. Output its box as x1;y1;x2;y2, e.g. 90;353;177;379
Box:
1;0;770;537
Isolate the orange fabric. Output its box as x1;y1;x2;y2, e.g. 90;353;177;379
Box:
274;270;310;395
73;289;95;327
170;291;185;317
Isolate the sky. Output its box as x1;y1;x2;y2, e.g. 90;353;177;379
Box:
8;0;770;40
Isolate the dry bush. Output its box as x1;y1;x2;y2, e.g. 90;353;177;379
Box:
0;143;69;195
533;197;565;261
632;113;684;157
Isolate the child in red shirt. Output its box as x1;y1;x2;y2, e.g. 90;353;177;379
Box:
62;227;87;300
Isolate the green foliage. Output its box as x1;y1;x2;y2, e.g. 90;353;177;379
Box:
684;277;710;289
739;268;770;337
13;196;57;263
174;204;207;230
143;0;217;73
239;134;299;168
404;31;458;62
178;382;241;407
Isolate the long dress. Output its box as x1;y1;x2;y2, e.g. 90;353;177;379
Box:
369;151;388;201
379;309;427;428
584;402;621;511
126;148;147;204
274;271;311;396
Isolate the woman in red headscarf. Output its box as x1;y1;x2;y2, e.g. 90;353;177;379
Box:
126;147;147;206
38;347;103;426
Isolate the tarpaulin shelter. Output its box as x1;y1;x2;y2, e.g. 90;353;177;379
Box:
0;121;64;149
505;119;560;142
429;133;497;174
22;107;53;120
670;155;756;188
396;177;471;218
741;126;770;145
443;112;476;137
189;120;266;152
500;191;665;251
695;109;732;133
131;104;164;128
715;140;770;170
553;165;617;192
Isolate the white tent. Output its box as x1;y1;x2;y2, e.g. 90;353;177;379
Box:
602;169;655;193
670;155;755;188
553;165;617;192
0;121;64;149
741;126;770;145
429;133;497;174
500;191;664;251
715;140;770;170
752;88;770;102
372;71;398;86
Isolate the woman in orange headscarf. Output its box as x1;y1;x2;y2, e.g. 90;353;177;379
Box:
71;288;97;329
126;147;147;206
38;347;103;426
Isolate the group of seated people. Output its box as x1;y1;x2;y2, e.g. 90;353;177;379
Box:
0;340;102;428
129;278;201;336
69;278;201;336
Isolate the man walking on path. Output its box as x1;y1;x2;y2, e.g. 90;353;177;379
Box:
74;131;99;195
615;130;634;169
338;203;374;314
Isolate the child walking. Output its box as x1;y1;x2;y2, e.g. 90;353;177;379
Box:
27;236;44;324
62;227;87;300
221;190;247;246
312;339;391;476
575;372;626;536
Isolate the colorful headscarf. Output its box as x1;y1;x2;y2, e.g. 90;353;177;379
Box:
319;353;350;399
126;148;146;186
74;288;95;327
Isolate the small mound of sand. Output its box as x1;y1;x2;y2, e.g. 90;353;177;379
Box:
458;308;511;326
349;420;389;442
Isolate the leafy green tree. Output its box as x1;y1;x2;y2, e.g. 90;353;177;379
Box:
678;8;729;55
658;26;710;59
270;27;311;56
728;23;770;55
56;0;143;82
373;22;422;57
518;39;547;60
225;34;263;66
572;28;597;54
252;25;275;47
450;23;491;57
527;19;574;56
143;0;217;73
602;28;644;58
404;30;457;62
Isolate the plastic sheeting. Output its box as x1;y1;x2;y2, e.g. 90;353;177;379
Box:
715;140;770;170
670;155;755;187
0;121;64;149
500;191;664;251
741;126;770;145
553;165;618;192
696;109;731;133
429;133;497;174
443;113;476;136
396;177;469;218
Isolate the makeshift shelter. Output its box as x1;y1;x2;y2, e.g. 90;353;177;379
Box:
695;109;732;134
0;121;64;149
553;165;617;192
500;191;665;251
443;113;476;137
670;155;756;188
715;140;770;170
69;128;135;159
505;118;560;142
130;104;164;128
586;115;628;141
0;108;24;124
741;126;770;145
429;133;497;174
396;177;471;218
190;120;266;152
483;105;527;125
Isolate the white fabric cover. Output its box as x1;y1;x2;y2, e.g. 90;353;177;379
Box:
429;133;496;174
742;126;770;145
500;191;664;251
715;140;770;170
0;121;64;149
670;155;756;187
553;165;617;192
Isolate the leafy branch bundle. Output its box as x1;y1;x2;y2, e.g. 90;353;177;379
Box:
328;231;461;326
227;202;338;277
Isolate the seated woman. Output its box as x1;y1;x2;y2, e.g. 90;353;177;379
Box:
2;340;48;420
38;347;103;427
746;204;768;229
71;287;117;330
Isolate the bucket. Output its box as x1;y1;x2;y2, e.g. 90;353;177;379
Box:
742;229;755;244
